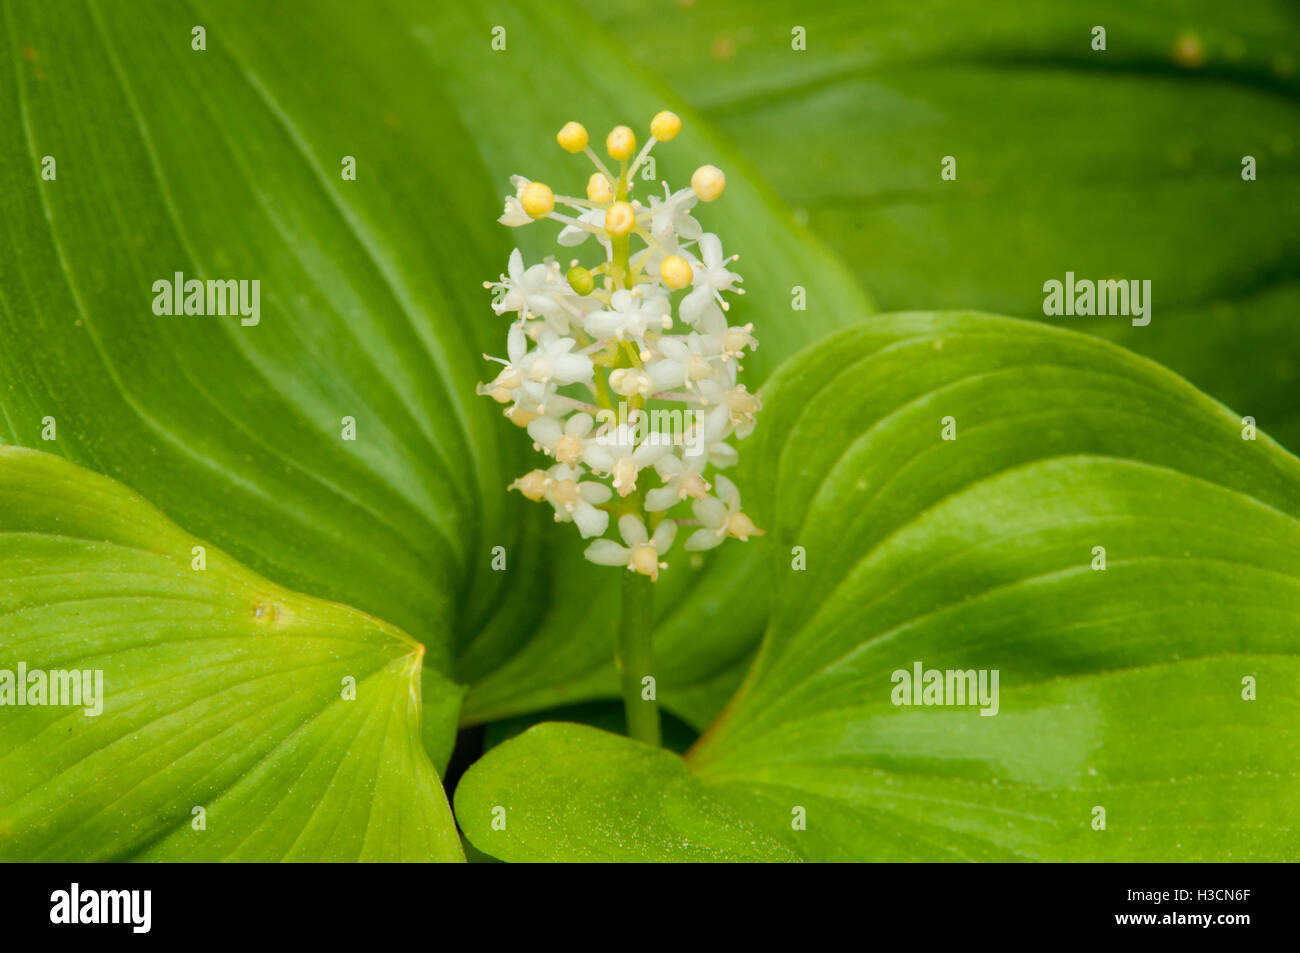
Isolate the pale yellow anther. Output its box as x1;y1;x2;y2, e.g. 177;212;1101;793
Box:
650;110;682;141
723;326;755;355
725;385;760;420
606;125;637;161
509;469;549;501
680;473;710;499
612;458;638;496
556;121;589;153
660;254;694;290
726;511;764;541
629;544;662;580
555;434;583;464
686;352;713;381
520;181;555;218
691;164;727;202
609;367;653;397
605;201;636;237
587;172;615;203
550;479;581;508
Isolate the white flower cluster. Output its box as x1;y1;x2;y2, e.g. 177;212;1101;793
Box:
479;112;763;582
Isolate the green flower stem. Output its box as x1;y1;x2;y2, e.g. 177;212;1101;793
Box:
609;163;659;747
618;568;661;747
609;233;631;289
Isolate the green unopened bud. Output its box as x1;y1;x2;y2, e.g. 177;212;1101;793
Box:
567;265;595;296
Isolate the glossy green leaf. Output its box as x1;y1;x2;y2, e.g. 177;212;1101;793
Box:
0;0;868;739
457;723;797;862
0;0;502;671
458;312;1300;861
579;0;1300;448
0;447;462;861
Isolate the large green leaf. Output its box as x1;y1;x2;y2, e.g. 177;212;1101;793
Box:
0;0;867;735
458;723;796;862
0;446;462;861
0;0;502;671
457;312;1300;861
578;0;1300;448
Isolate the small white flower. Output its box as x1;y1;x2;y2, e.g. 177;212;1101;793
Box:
721;323;758;362
583;425;672;497
684;475;764;551
491;250;566;322
528;412;595;464
645;333;723;394
689;405;740;468
517;328;595;389
692;363;760;438
584;514;677;580
645;451;711;511
680;233;743;324
485;325;593;413
648;186;702;245
541;463;612;538
497;175;535;227
584;288;671;342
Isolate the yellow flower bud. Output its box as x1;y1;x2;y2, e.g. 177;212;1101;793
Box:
556;121;588;153
650;110;682;141
606;125;637;161
587;172;615;203
605;201;636;237
691;165;726;201
660;254;693;290
520;181;555;218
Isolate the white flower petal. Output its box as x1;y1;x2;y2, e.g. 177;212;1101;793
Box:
527;416;563;446
619;514;649;547
693;496;728;529
498;200;531;227
684;527;723;552
679;285;714;324
644;486;679;512
574;503;610;539
584;539;630;566
650;519;677;553
714;474;740;509
698;233;724;269
566;413;595;437
582;444;615;472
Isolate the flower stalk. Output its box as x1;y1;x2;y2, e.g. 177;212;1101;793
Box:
618;569;660;746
